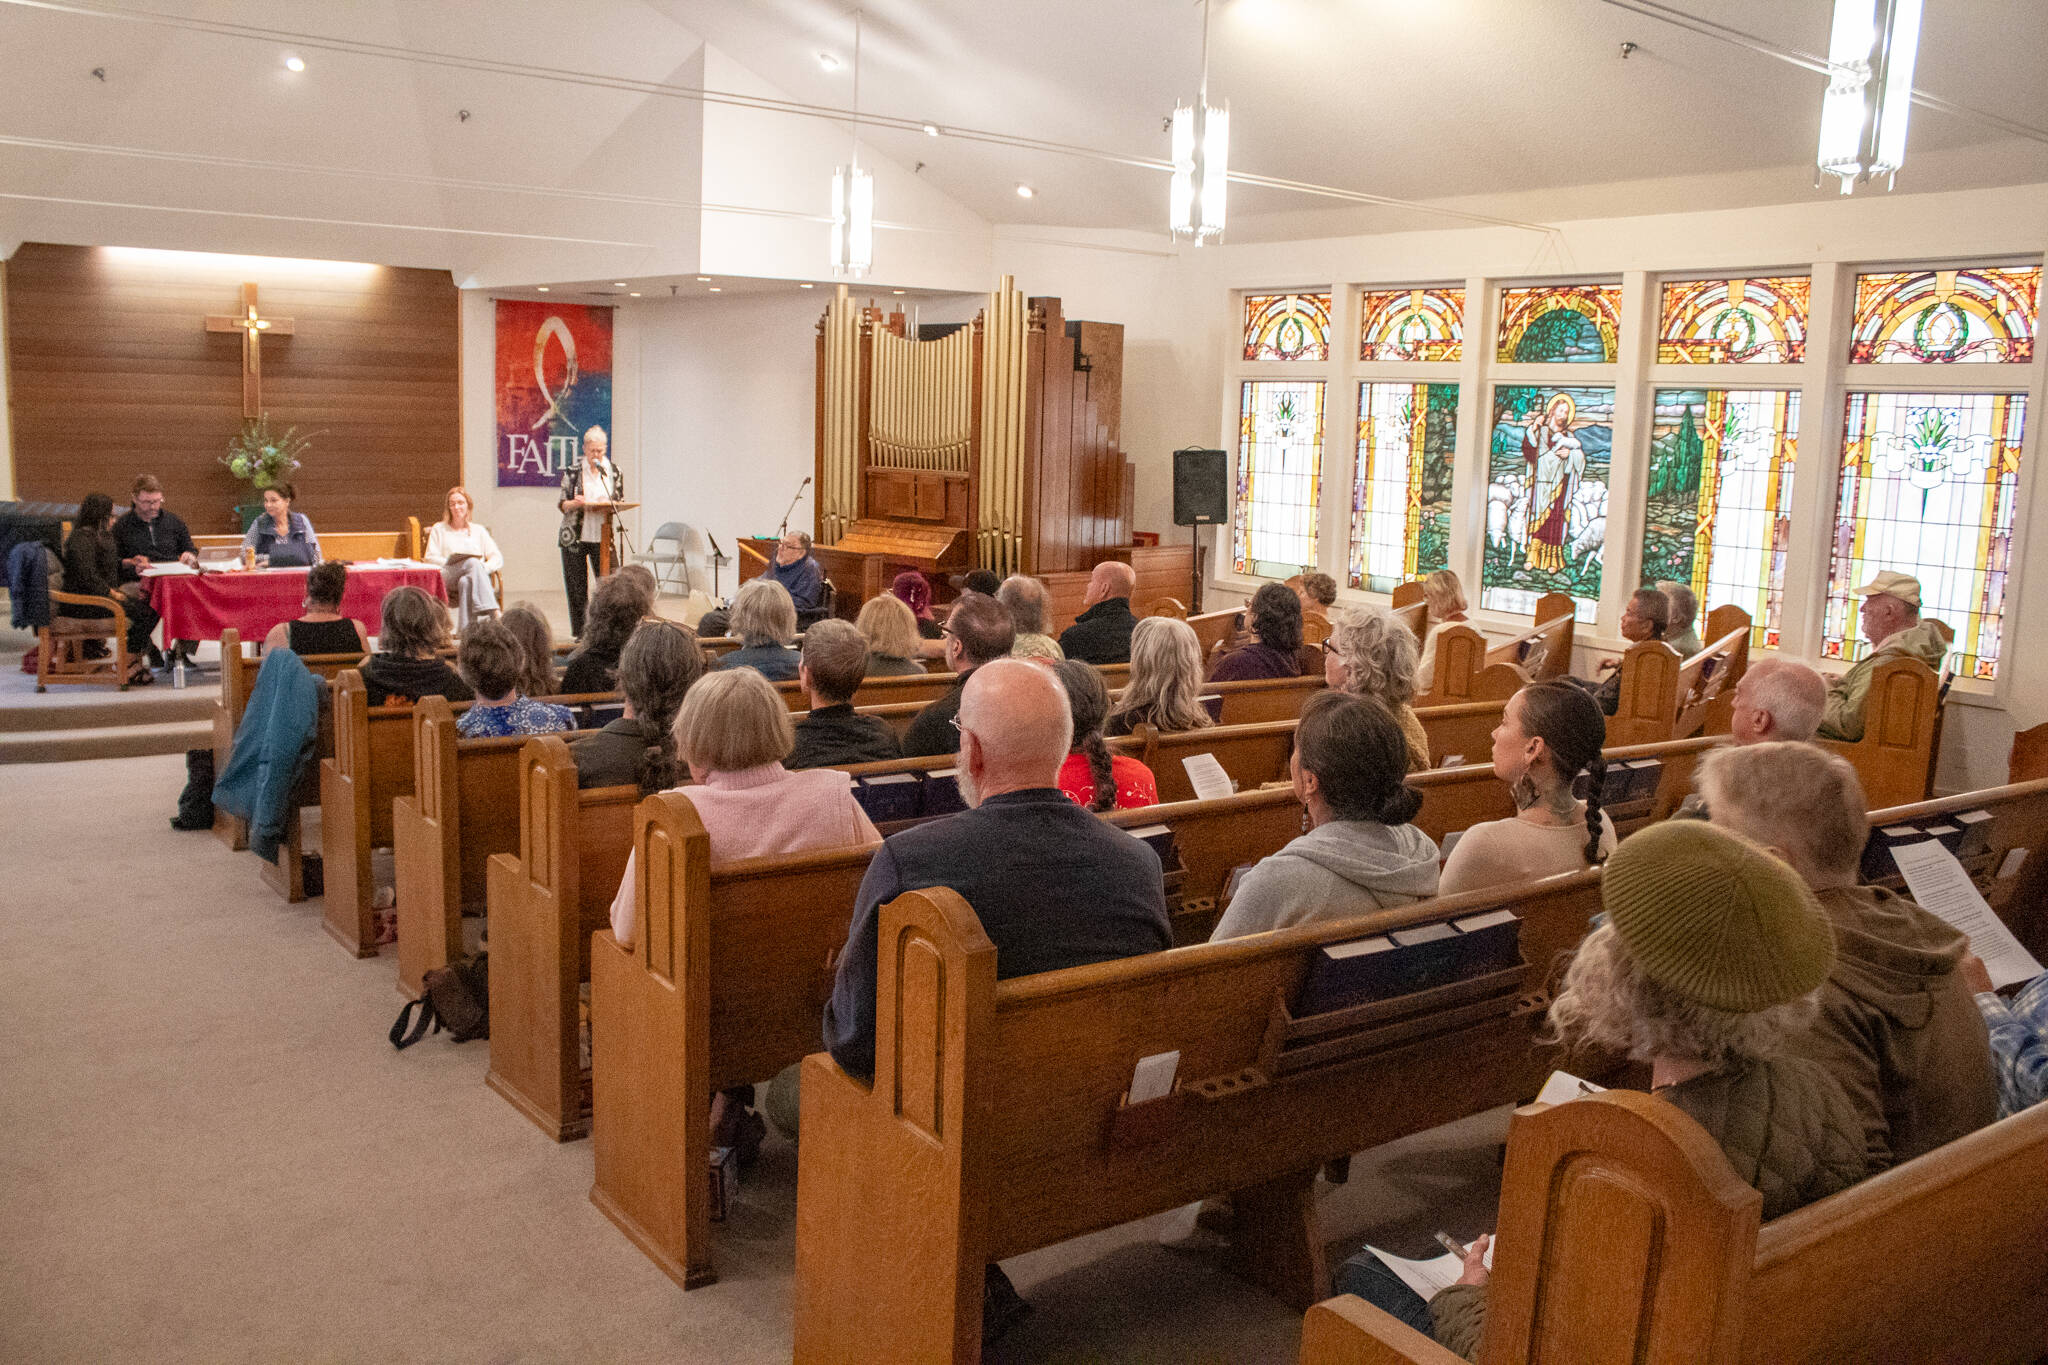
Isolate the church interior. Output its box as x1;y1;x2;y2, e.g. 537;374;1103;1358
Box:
3;1;2047;1361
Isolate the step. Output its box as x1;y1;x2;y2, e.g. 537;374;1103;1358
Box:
0;719;214;764
0;686;217;733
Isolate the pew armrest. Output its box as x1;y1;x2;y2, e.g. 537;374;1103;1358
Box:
1299;1295;1467;1365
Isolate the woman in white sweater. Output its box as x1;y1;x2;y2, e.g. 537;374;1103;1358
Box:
423;486;505;633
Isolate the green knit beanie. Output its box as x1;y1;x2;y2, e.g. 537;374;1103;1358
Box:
1601;821;1835;1013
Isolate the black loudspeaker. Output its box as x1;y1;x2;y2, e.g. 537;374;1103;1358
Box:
1172;447;1228;526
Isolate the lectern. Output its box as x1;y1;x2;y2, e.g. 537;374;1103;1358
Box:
585;501;639;577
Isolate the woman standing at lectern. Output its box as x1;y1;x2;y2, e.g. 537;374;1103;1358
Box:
557;426;623;638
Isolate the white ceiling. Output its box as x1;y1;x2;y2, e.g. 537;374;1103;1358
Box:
2;0;2045;276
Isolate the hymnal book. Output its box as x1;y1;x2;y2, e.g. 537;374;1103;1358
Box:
1296;912;1521;1016
1861;822;1931;881
1123;824;1178;868
1623;758;1664;803
1920;822;1964;857
921;768;964;817
1220;861;1256;906
1953;808;1995;859
1451;908;1522;975
1198;694;1225;723
854;771;924;823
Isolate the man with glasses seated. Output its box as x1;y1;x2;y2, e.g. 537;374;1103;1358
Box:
112;474;199;667
900;591;1015;758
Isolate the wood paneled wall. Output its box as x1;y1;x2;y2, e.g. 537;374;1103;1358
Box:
4;242;459;534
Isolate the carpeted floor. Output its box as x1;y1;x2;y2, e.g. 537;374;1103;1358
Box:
0;753;1510;1364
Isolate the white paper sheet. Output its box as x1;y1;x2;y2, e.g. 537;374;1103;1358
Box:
1128;1050;1180;1104
1363;1242;1494;1302
1534;1070;1605;1107
1890;839;2044;989
139;562;198;577
1183;753;1235;802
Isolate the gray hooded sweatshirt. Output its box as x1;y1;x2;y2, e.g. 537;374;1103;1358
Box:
1210;820;1441;941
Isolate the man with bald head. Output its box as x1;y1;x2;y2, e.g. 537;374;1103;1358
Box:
1058;560;1140;664
824;658;1173;1083
1675;656;1831;819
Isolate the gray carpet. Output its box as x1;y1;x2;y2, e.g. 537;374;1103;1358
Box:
0;752;1510;1363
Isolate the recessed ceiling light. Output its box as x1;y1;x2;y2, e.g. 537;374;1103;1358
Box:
892;289;906;295
695;276;711;283
816;52;840;71
535;285;548;292
628;292;641;297
799;282;815;289
922;123;940;137
612;282;626;288
1015;184;1035;199
283;54;305;72
708;286;722;292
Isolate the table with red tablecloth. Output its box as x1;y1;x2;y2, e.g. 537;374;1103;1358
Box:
144;565;446;642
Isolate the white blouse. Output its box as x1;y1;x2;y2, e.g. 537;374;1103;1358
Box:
423;521;504;574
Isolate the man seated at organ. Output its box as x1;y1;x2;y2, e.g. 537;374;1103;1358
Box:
1817;571;1953;742
762;529;825;615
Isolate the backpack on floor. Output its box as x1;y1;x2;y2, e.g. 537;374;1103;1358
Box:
389;954;490;1049
172;748;216;830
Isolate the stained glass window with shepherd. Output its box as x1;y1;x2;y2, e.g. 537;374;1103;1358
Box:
1481;385;1614;620
1496;284;1622;364
1234;380;1326;577
1848;267;2040;364
1825;392;2027;680
1243;292;1333;362
1350;383;1458;594
1639;390;1800;649
1658;277;1810;364
1359;288;1464;363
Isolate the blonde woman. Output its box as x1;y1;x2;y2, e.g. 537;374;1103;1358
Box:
855;593;927;677
1414;569;1469;694
422;486;504;632
1325;606;1431;772
714;578;801;680
1107;617;1214;736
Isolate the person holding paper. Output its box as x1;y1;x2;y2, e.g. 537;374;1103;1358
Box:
556;425;623;638
1963;955;2048;1117
1209;692;1437;940
1700;743;1996;1166
422;486;504;633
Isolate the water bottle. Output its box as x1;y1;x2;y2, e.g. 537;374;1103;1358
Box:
173;659;187;689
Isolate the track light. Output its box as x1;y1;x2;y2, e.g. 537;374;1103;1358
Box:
1817;0;1923;193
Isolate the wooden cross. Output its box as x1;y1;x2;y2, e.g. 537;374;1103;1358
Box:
205;283;294;417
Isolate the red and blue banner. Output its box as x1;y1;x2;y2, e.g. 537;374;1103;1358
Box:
495;300;613;487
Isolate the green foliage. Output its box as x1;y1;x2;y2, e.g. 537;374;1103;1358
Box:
221;414;316;490
1648;404;1705;504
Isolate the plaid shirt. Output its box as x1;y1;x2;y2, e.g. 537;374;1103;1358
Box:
1977;974;2048;1118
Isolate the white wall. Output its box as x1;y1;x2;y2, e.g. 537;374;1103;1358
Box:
0;260;12;499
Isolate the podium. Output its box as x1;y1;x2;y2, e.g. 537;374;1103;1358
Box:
585;502;639;576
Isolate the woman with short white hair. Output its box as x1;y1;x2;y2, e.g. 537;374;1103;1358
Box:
1324;605;1431;771
714;578;801;681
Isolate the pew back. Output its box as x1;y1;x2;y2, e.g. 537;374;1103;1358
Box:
1817;654;1943;810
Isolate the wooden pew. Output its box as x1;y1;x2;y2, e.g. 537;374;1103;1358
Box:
766;663;1127;712
1604;604;1750;749
1413;593;1574;711
211;627;368;851
2011;722;2048;784
790;871;1608;1360
1817;654;1943;810
1298;1092;2048;1365
318;670;428;955
1389;581;1428;641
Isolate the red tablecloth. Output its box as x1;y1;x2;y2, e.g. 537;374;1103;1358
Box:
145;566;447;642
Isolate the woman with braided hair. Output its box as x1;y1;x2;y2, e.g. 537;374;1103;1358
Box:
1051;659;1157;812
571;620;706;793
1439;678;1615;897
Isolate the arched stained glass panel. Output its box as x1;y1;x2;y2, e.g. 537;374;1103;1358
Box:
1233;380;1326;576
1242;292;1333;362
1639;389;1800;649
1825;392;2028;679
1359;287;1465;362
1496;284;1622;364
1481;385;1614;621
1350;383;1458;593
1658;277;1810;364
1849;267;2039;364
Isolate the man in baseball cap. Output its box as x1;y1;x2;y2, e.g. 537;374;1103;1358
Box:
1817;570;1954;742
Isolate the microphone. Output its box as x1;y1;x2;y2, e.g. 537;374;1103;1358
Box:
777;476;812;540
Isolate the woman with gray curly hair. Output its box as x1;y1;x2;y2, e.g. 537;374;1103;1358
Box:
1323;605;1431;771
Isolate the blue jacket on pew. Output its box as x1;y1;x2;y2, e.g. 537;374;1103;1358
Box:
213;648;321;863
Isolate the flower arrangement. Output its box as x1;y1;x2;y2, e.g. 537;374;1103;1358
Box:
221;414;315;490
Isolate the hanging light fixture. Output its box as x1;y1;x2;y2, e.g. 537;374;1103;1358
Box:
1169;0;1229;244
1816;0;1923;194
830;9;873;276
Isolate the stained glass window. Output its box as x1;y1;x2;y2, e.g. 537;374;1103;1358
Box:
1640;389;1800;649
1350;383;1458;594
1242;292;1333;362
1481;385;1614;620
1359;287;1465;363
1824;392;2027;680
1233;380;1326;576
1849;267;2040;364
1495;284;1622;364
1657;276;1810;364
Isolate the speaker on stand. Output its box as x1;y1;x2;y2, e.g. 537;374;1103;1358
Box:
1172;447;1227;614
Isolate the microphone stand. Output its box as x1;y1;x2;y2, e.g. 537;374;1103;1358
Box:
776;477;812;541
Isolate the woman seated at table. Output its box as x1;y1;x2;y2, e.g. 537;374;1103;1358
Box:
855;594;928;677
261;560;369;657
559;572;653;694
454;618;574;738
361;585;472;707
240;483;320;565
61;491;160;683
500;603;559;698
1053;659;1157;812
1207;582;1306;682
422;485;504;633
712;579;801;681
1106;616;1214;737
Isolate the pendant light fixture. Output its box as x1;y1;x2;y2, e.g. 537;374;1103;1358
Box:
830;9;873;276
1169;0;1229;244
1816;0;1923;194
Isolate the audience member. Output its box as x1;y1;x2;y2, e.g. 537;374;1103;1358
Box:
1413;568;1469;694
1210;692;1436;939
240;482;320;564
1207;582;1306;682
112;474;198;666
454;618;574;738
500;603;559;699
1346;822;1864;1353
1058;561;1139;664
573;620;703;792
1052;659;1156;812
1673;657;1830;819
998;574;1063;660
854;593;928;676
788;619;901;769
901;592;1015;757
956;568;1002;596
262;559;369;656
890;570;945;640
1325;605;1430;771
1658;579;1704;658
712;578;802;681
763;530;825;616
1963;955;2048;1117
423;485;504;633
560;573;652;694
1106;617;1214;737
1818;572;1954;742
1591;587;1670;716
1293;571;1337;617
60;491;160;681
1701;743;1996;1167
1439;680;1614;897
361;586;471;707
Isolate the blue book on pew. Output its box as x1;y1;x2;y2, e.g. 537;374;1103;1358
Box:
1296;911;1522;1016
922;768;965;818
855;772;925;824
1861;822;1931;881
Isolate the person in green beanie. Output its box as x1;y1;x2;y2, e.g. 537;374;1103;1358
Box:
1336;821;1869;1360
